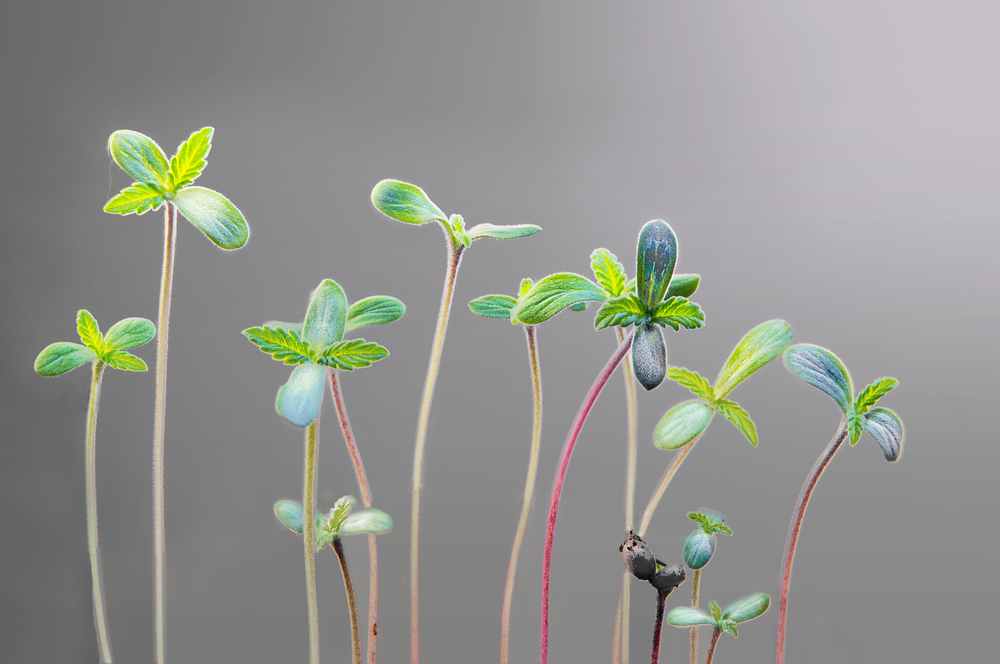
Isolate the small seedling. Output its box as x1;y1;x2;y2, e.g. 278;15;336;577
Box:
682;510;733;664
620;531;686;664
667;593;771;664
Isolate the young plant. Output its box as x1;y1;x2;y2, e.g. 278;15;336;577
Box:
34;309;155;664
370;179;539;664
244;279;391;664
667;593;771;664
620;531;687;664
776;344;904;664
104;127;249;663
274;497;393;664
682;510;732;664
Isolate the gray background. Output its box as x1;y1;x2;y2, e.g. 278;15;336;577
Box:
1;1;996;662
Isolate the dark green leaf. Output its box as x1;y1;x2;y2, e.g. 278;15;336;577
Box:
591;248;628;297
340;508;394;535
666;273;701;298
465;223;541;242
275;364;326;427
103;182;165;215
108;130;169;186
274;500;304;533
172;186;249;250
512;272;607;325
103;317;155;351
650;297;704;331
166;127;213;191
76;310;103;355
243;326;315;365
371;179;447;225
34;342;96;376
103;350;148;372
865;407;904;462
632;324;666;390
303;279;347;349
469;294;518;320
714;398;758;446
594;294;645;330
636;220;677;310
653;400;714;450
722;593;770;623
666;606;717;628
783;344;854;413
345;296;405;332
668;367;714;401
854;377;899;415
714;320;794;399
318;339;389;371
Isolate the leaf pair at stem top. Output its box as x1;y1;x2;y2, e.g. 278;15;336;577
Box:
35;310;155;375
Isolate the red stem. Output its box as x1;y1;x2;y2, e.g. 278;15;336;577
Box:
704;628;721;664
650;590;666;664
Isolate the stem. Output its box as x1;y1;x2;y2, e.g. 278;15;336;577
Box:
704;628;721;664
86;361;113;663
775;418;849;664
500;325;543;664
637;431;704;538
411;229;464;664
153;201;177;664
329;370;380;664
615;326;638;664
689;569;701;664
650;590;666;664
303;418;321;664
540;333;632;664
333;538;362;664
612;582;623;664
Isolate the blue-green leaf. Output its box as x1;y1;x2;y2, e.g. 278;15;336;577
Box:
722;593;770;623
591;248;628;297
665;273;700;298
465;223;541;242
263;321;303;334
632;324;666;391
512;273;607;325
649;297;704;331
171;186;249;250
371;179;447;225
340;508;394;535
345;296;405;333
865;407;904;462
103;350;148;372
317;339;389;371
594;294;646;330
243;326;315;365
683;530;717;570
165;127;213;191
103;182;165;215
274;500;304;533
103;317;155;351
854;378;899;415
783;344;854;413
76;310;103;355
275;364;326;427
653;400;714;450
108;130;169;186
635;220;677;310
713;398;758;446
666;606;717;628
469;294;518;320
34;342;97;376
714;320;794;399
303;279;347;349
667;367;714;402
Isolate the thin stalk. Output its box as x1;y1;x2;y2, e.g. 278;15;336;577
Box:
86;360;112;663
775;418;849;664
411;230;464;664
637;430;704;538
152;201;177;664
329;370;380;664
540;333;633;664
704;628;722;664
615;326;638;664
333;537;362;664
303;418;321;664
612;585;623;664
689;569;701;664
500;324;543;664
650;590;666;664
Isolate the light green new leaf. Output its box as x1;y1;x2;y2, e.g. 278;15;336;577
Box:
666;606;717;628
469;294;518;320
371;179;447;225
709;600;723;622
108;130;169;186
103;350;148;372
76;310;103;355
275;363;326;427
783;344;854;413
722;593;770;623
714;320;794;399
302;279;347;349
865;407;904;462
591;248;628;297
274;500;304;533
166;127;213;191
34;342;97;376
172;186;249;250
345;296;405;332
594;294;646;330
721;621;739;638
103;317;155;350
518;278;533;299
714;399;758;446
103;182;165;215
264;321;303;334
465;223;541;242
318;339;389;371
512;273;607;325
341;508;394;535
650;297;705;331
666;273;701;298
667;367;714;401
848;411;866;445
854;377;899;415
243;326;315;365
653;400;714;450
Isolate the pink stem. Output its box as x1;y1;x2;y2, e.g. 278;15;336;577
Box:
650;591;666;664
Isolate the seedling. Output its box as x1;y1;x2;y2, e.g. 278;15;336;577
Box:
775;344;904;664
34;310;155;664
104;127;249;663
682;510;732;664
370;179;539;664
620;531;686;664
667;593;771;664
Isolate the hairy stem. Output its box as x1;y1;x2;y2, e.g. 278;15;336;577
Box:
615;326;638;664
303;418;321;664
411;229;464;664
704;628;721;664
612;583;623;664
86;360;112;663
329;370;380;664
637;431;704;538
689;569;701;664
776;418;849;664
540;333;632;664
333;537;362;664
153;201;177;664
500;324;543;664
651;590;666;664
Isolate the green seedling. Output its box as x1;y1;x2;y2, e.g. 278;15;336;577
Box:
104;127;249;663
775;344;904;664
620;531;686;664
682;510;733;664
667;593;771;664
371;179;539;664
34;309;155;664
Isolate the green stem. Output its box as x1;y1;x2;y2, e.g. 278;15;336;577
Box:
153;201;177;664
411;228;464;664
689;569;701;664
303;418;321;664
500;324;543;664
704;628;721;664
615;326;638;664
333;537;362;664
86;360;113;663
637;431;704;538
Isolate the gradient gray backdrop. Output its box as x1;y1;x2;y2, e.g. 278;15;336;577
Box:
2;1;996;662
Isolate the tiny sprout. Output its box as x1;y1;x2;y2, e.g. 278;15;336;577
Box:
683;509;733;570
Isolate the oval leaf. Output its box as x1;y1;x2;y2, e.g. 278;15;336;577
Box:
722;592;770;623
274;500;304;533
665;273;700;298
714;320;794;399
666;606;717;628
34;342;96;376
345;296;405;333
783;344;854;413
303;279;347;348
171;186;249;250
512;272;606;325
865;407;905;462
108;130;169;186
653;400;713;450
371;179;446;225
632;324;666;391
469;294;518;320
683;530;717;570
465;223;541;242
636;220;677;310
275;364;326;427
340;508;393;535
103;317;155;351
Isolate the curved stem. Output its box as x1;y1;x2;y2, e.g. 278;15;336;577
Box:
333;537;362;664
540;333;632;664
153;201;177;664
411;229;464;664
86;360;112;663
329;370;379;664
615;326;638;664
775;418;849;664
637;430;704;538
500;324;543;664
689;569;701;664
704;628;721;664
650;590;666;664
303;418;321;664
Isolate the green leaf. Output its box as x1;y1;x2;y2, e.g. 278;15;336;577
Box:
329;496;355;532
668;367;714;401
340;507;394;535
666;273;701;298
865;407;904;462
318;339;389;371
108;130;169;186
854;378;899;415
263;321;303;334
591;248;628;297
709;600;723;622
665;606;717;628
714;320;794;399
713;398;758;446
687;512;711;529
371;179;447;225
171;186;249;250
242;326;315;365
103;182;165;215
275;363;326;427
594;294;646;330
722;593;770;623
721;620;739;638
848;410;866;446
636;220;677;310
649;297;704;331
103;317;155;351
783;344;854;413
518;278;533;299
102;350;148;372
345;296;405;332
34;342;97;376
465;223;541;242
653;400;714;450
274;500;304;533
469;294;518;320
512;273;607;325
166;127;213;191
303;279;347;348
76;310;103;355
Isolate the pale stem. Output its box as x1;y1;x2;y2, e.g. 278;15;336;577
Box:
689;569;701;664
650;590;666;664
612;584;623;664
303;418;321;664
704;628;722;664
333;537;362;664
86;360;113;663
637;431;704;538
615;326;638;664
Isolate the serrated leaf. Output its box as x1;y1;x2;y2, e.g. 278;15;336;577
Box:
715;524;733;536
848;411;866;445
854;377;899;415
709;600;723;622
34;342;97;376
166;127;212;191
108;130;169;186
274;500;304;533
469;294;518;320
665;606;717;628
653;400;714;450
76;310;103;355
103;182;165;215
371;179;447;225
264;321;303;334
722;621;739;639
512;272;607;325
329;496;355;533
632;324;667;390
275;364;326;427
714;398;758;446
666;273;700;298
103;350;148;372
243;326;315;365
172;186;249;250
303;279;347;348
687;512;711;528
465;223;541;242
591;248;628;297
518;278;533;299
341;507;394;535
865;407;904;462
103;317;155;351
636;220;677;310
650;297;705;331
783;344;854;413
318;339;389;371
668;367;714;401
714;320;794;399
345;296;405;332
722;593;770;623
594;293;646;330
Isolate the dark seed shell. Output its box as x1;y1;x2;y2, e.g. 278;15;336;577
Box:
632;324;667;391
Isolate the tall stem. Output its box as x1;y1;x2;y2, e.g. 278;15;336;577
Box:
411;230;464;664
614;326;639;664
303;418;321;664
329;370;380;664
612;584;623;664
333;537;362;664
86;360;112;663
704;628;722;664
689;569;701;664
153;201;177;664
540;333;632;664
637;431;704;538
775;418;849;664
650;590;666;664
500;325;543;664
